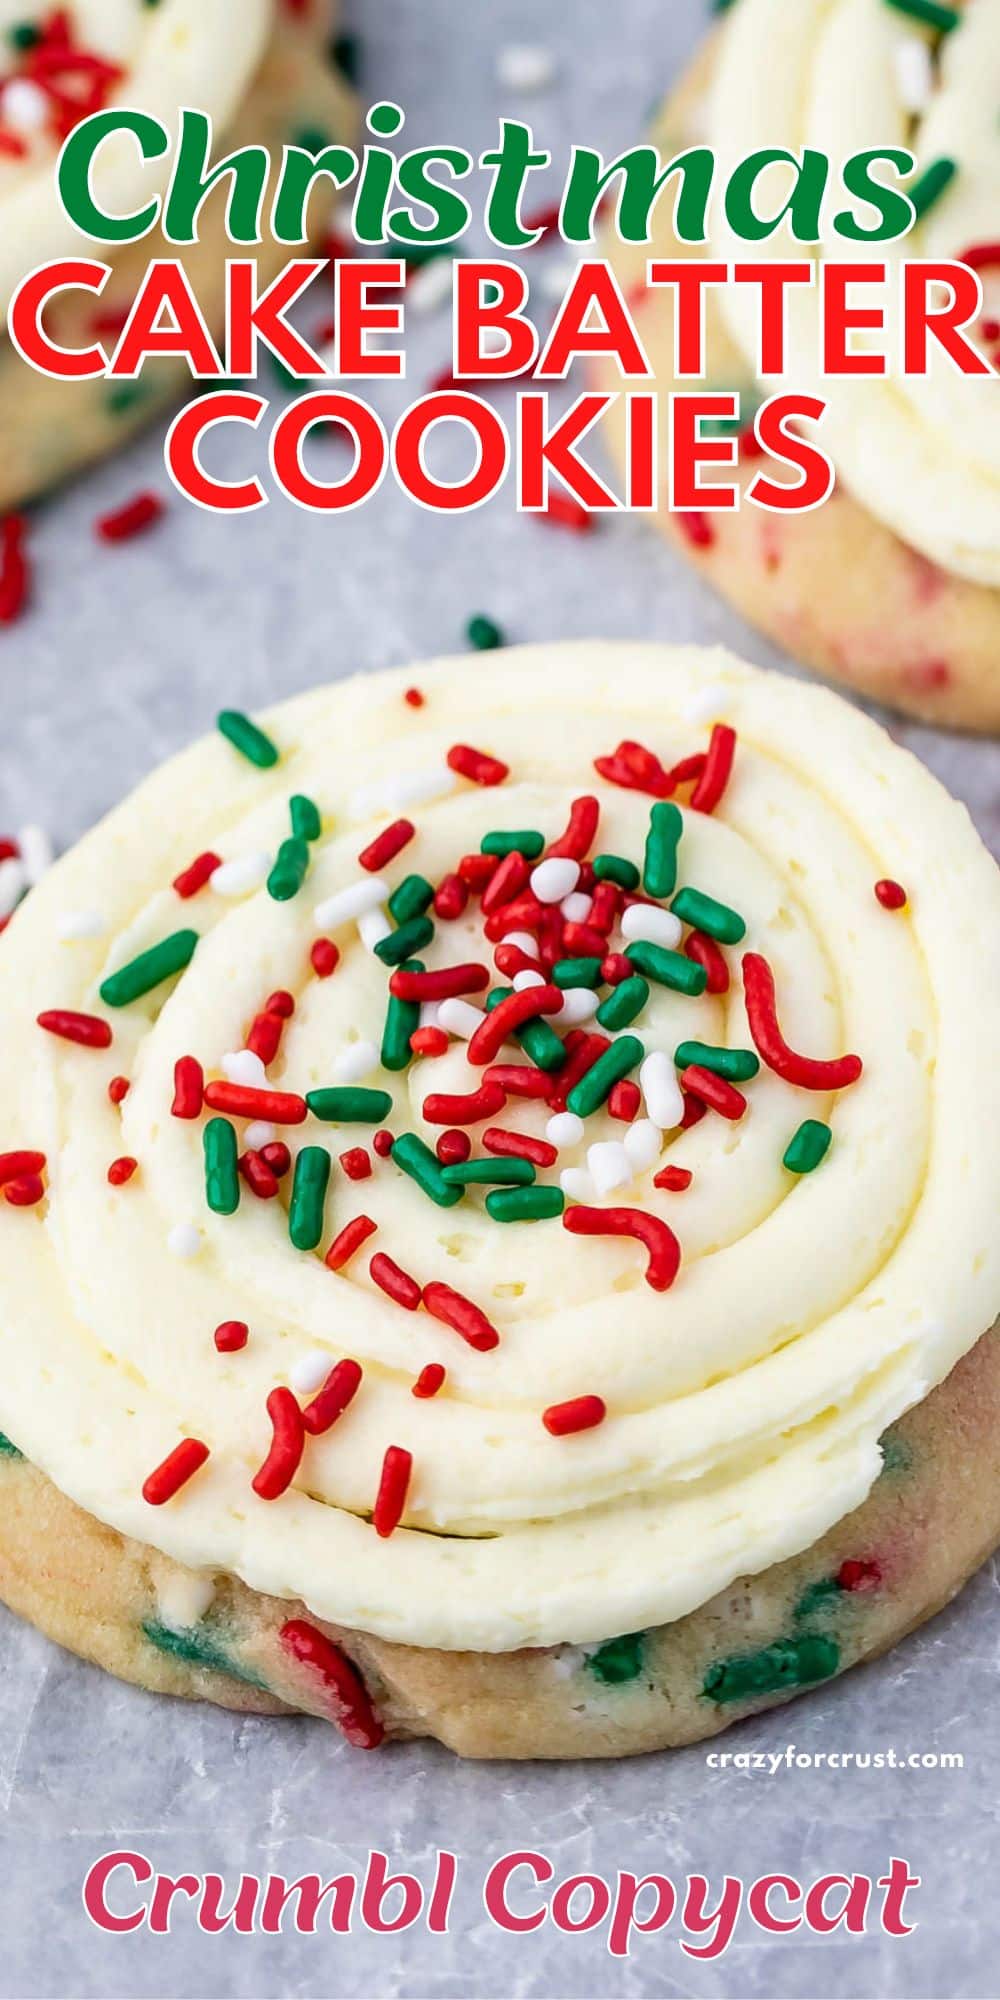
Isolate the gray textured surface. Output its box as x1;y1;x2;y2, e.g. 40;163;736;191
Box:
2;2;999;1995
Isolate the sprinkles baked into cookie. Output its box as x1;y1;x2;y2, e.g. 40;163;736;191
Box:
0;642;998;1759
0;0;354;511
598;0;1000;732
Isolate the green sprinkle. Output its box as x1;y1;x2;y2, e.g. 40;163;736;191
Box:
391;1132;463;1208
587;1632;645;1685
486;1186;565;1222
884;0;959;30
596;975;649;1032
625;940;706;996
0;1432;23;1460
674;1041;759;1082
467;614;505;651
567;1035;644;1118
481;829;545;859
908;156;958;223
552;956;603;989
388;874;435;924
878;1426;913;1478
793;1578;842;1621
7;23;42;50
288;1146;331;1250
703;1635;839;1705
267;836;310;903
306;1087;392;1123
293;124;330;154
671;885;745;944
204;1117;240;1216
330;29;360;80
518;1017;567;1072
142;1619;267;1690
441;1157;536;1188
217;709;279;769
783;1120;832;1175
374;915;434;967
289;793;322;842
643;802;683;899
105;381;149;416
593;853;640;891
381;959;422;1072
100;929;198;1008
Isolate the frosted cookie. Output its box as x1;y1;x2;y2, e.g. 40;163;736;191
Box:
0;642;997;1759
0;0;355;510
597;0;1000;732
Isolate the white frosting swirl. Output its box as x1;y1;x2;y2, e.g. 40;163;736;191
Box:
707;0;1000;586
0;643;997;1650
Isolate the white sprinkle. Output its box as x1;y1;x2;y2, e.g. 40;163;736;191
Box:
333;1039;380;1083
407;257;454;314
56;909;106;941
504;931;538;957
314;876;389;930
419;1001;442;1030
560;891;592;924
222;1048;267;1088
167;1222;202;1260
349;766;456;820
682;682;729;726
556;987;598;1027
357;907;391;953
621;903;683;949
17;824;53;885
2;78;49;133
548;1645;588;1680
547;1110;585;1150
640;1051;684;1131
531;857;580;904
895;34;934;113
623;1118;663;1174
587;1140;633;1197
244;1121;275;1151
560;1166;597;1205
155;1569;216;1633
497;42;555;91
289;1350;333;1394
438;997;484;1040
212;851;271;898
0;858;25;918
513;968;546;991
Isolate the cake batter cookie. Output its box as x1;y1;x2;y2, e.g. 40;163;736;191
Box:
0;642;997;1757
597;0;1000;732
0;0;355;510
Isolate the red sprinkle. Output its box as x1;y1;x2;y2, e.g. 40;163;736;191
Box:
483;894;548;942
589;882;620;936
373;1444;413;1538
543;1395;607;1437
690;724;736;815
743;953;863;1091
541;493;595;535
108;1075;130;1104
278;1618;384;1749
563;1205;681;1292
483;1126;557;1168
247;1010;285;1065
680;1064;747;1122
608;1079;641;1123
594;739;673;799
404;686;425;708
457;852;498;892
467;984;563;1066
252;1387;305;1500
340;1146;372;1181
142;1437;210;1506
447;744;509;788
494;942;542;979
37;1008;112;1049
547;796;600;860
875;879;907;911
390;962;490;1002
203;1082;308;1124
265;990;295;1020
0;515;30;626
3;1172;45;1207
677;510;716;551
301;1358;363;1436
172;1056;205;1119
107;1156;137;1186
372;1129;395;1158
654;1165;693;1192
95;490;165;544
422;1281;500;1352
260;1140;291;1178
358;818;415;873
435;1129;472;1166
310;938;340;978
173;851;220;899
484;1062;551;1100
481;850;530;915
0;1150;46;1186
600;952;631;987
412;1363;446;1399
433;873;469;921
422;1081;506;1126
837;1557;882;1593
680;1092;707;1131
410;1026;448;1057
961;241;1000;273
325;1214;377;1270
685;931;730;994
545;1031;610;1111
239;1150;281;1200
214;1320;249;1352
370;1251;422;1311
